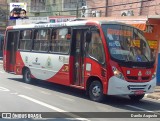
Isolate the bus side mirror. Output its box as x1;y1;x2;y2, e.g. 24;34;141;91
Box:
86;31;91;43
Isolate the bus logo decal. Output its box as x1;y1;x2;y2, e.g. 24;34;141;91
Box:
59;56;69;63
146;70;151;75
32;57;40;65
25;56;28;63
46;57;52;68
138;71;142;77
35;57;38;63
59;56;63;62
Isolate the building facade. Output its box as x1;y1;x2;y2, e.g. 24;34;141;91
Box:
0;0;7;34
85;0;160;17
5;0;160;20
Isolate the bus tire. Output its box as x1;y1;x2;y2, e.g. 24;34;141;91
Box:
129;94;144;101
23;68;32;83
89;81;104;102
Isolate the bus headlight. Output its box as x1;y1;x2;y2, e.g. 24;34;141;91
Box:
152;72;156;79
112;66;124;80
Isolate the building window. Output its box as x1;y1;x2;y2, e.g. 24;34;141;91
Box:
12;0;19;2
31;0;46;12
63;0;86;10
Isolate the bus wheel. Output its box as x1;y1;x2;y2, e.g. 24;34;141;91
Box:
89;81;104;102
129;94;144;101
23;68;32;83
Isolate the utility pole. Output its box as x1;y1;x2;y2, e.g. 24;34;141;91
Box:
105;0;108;17
76;0;79;18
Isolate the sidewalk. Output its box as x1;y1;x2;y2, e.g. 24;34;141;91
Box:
146;86;160;100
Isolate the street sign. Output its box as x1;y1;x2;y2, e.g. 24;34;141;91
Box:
16;17;49;25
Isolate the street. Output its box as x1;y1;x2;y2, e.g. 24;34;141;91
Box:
0;63;160;121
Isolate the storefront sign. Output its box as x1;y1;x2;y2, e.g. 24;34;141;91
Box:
144;25;153;33
147;40;158;49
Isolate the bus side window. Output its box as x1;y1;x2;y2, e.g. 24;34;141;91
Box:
33;29;49;52
33;30;40;51
51;29;59;52
88;31;105;63
51;28;71;54
19;30;32;50
40;29;50;52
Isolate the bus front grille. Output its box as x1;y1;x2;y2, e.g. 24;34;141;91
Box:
127;76;150;81
127;76;138;80
127;85;147;90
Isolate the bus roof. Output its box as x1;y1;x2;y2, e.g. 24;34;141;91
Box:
6;18;136;30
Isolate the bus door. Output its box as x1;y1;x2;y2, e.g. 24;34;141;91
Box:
71;29;88;87
5;31;19;72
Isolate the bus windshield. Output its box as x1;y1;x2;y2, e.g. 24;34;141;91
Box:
102;24;153;62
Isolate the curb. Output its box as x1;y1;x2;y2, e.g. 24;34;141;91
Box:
146;94;160;100
145;93;160;100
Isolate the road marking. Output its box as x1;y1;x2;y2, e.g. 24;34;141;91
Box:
19;95;90;121
126;105;153;112
0;87;10;92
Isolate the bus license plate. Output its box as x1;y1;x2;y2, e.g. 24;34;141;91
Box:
134;90;144;95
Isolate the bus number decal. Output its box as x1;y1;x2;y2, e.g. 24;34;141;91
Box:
62;65;69;72
46;57;52;68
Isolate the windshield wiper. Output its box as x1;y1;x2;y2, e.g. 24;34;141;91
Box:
141;53;150;62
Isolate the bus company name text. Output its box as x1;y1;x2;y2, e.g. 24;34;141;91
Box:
34;23;67;28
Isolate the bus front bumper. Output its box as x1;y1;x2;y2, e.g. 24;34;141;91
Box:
107;76;156;95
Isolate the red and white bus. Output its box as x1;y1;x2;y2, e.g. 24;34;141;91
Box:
3;20;156;102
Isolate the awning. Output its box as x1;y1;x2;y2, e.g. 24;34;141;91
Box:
131;23;146;31
81;16;149;31
101;16;148;31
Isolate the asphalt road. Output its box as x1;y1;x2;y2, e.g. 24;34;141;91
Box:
0;63;160;121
